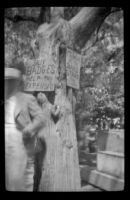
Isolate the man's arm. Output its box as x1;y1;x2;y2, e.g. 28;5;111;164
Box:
23;95;46;137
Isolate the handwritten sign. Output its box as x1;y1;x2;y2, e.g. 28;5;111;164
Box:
24;40;59;91
66;48;81;89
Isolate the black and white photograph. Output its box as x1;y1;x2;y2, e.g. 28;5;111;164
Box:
4;7;124;191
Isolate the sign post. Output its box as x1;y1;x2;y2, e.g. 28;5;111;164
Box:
24;40;59;91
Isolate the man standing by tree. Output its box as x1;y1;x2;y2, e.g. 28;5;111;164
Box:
5;63;46;191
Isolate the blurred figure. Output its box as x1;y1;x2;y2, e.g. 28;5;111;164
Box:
5;65;45;191
87;128;96;153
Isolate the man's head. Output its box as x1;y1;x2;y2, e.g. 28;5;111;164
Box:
5;67;21;79
4;62;25;98
5;68;21;98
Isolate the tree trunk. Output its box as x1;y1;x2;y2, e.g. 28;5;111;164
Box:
35;9;81;191
32;7;115;191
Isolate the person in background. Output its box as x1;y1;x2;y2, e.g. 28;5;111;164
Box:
5;63;45;191
87;128;96;153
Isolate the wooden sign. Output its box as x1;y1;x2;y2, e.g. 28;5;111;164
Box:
24;40;59;91
66;48;81;89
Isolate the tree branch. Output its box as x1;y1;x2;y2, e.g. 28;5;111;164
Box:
69;7;122;50
5;7;123;51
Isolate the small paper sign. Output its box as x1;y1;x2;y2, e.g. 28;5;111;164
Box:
66;48;81;89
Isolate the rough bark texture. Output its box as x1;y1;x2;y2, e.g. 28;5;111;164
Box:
38;89;81;191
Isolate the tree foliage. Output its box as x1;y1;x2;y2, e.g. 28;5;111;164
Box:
76;10;124;131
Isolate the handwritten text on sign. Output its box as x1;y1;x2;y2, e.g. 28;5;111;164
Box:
24;41;59;91
66;48;81;89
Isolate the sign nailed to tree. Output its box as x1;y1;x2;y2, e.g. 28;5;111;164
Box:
66;48;81;89
24;40;59;91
